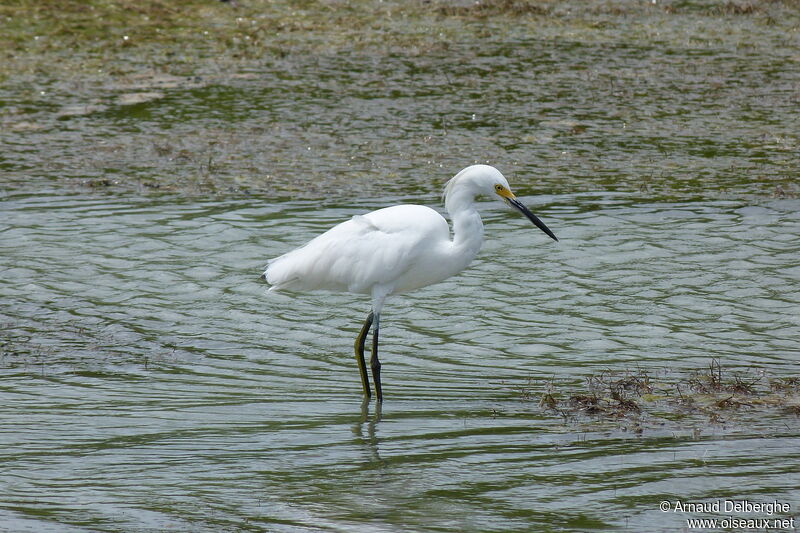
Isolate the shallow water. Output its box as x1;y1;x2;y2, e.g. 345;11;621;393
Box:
2;189;799;532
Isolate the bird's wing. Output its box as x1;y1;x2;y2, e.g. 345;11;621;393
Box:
264;205;448;294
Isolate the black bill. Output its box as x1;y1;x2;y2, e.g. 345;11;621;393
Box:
506;197;558;242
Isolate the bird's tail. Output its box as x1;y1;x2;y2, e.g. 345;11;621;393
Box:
261;255;301;292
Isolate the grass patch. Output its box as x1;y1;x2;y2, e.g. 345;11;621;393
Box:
512;359;800;431
4;0;797;79
2;0;218;50
433;0;551;17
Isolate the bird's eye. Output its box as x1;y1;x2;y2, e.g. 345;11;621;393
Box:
495;184;504;192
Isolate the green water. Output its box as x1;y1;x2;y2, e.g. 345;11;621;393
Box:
2;3;799;531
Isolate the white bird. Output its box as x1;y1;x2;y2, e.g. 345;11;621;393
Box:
262;164;557;401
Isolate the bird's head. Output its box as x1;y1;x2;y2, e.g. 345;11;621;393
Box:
445;164;558;242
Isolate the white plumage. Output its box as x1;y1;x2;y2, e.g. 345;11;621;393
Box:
262;164;557;401
265;204;452;295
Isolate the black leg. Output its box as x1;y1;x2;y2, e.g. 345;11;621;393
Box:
370;313;383;402
354;311;374;399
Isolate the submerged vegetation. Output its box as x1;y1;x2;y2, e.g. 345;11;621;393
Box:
515;358;800;432
1;1;798;197
3;0;799;74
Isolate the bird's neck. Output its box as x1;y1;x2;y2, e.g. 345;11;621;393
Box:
449;203;484;260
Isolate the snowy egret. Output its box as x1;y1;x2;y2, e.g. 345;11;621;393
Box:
262;164;557;401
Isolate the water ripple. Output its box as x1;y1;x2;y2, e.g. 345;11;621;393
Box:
1;191;799;531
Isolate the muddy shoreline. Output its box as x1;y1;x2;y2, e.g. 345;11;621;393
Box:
2;0;798;199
